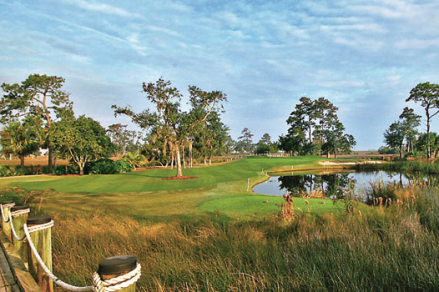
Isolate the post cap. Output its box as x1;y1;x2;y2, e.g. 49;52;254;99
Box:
98;255;137;276
11;205;30;212
0;200;15;205
27;216;52;225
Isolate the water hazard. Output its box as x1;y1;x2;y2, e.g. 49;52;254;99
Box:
252;170;429;199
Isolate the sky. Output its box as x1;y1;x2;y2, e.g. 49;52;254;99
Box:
1;0;439;150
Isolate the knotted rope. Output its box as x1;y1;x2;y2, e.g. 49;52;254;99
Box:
23;221;141;291
10;209;30;216
26;220;54;233
92;263;142;292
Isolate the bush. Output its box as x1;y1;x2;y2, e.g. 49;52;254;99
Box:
85;158;117;175
85;158;132;175
0;165;11;177
378;146;397;154
114;159;132;173
0;165;31;177
52;165;76;175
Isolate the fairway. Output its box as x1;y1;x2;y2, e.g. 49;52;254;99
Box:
1;156;345;221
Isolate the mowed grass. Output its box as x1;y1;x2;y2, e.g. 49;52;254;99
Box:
7;156;325;193
1;156;341;221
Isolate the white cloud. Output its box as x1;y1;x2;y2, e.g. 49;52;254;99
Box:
395;38;439;50
2;0;439;150
146;25;182;38
66;0;139;17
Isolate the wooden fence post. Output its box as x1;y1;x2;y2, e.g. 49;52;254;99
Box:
10;205;30;268
27;216;53;292
1;200;15;241
95;255;141;292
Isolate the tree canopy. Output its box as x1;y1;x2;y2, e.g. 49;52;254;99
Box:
1;74;72;168
0;119;39;166
280;97;355;157
112;77;227;177
50;115;115;175
406;82;439;158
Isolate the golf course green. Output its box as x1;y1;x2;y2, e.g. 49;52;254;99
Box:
1;156;345;221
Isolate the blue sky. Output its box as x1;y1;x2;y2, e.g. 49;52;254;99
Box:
1;0;439;150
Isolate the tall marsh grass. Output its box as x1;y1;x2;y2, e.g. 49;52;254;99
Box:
46;186;439;291
3;182;439;291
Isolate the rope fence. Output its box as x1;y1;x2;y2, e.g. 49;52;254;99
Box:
0;202;13;223
10;207;29;242
0;203;141;292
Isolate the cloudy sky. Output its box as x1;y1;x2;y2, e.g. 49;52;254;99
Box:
1;0;439;150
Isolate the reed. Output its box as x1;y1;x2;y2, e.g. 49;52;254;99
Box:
45;186;439;291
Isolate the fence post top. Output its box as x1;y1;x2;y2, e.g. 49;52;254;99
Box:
11;205;30;211
27;216;52;226
1;201;15;207
98;255;137;277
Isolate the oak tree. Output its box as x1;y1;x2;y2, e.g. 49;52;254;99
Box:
112;78;227;177
1;74;72;168
406;82;439;158
50;115;115;175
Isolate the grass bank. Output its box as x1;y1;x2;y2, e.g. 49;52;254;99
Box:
49;185;439;291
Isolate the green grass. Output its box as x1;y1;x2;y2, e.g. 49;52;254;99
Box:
6;156;325;192
1;156;343;222
8;157;438;291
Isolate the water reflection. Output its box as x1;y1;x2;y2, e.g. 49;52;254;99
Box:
253;171;434;199
278;173;354;198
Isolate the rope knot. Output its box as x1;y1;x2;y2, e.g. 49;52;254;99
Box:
92;263;142;292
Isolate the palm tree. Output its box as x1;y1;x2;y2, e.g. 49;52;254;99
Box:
123;151;144;170
0;121;39;167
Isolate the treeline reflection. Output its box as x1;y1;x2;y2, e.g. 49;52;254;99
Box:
274;171;436;199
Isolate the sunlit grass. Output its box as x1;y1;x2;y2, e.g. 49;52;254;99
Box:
3;157;437;290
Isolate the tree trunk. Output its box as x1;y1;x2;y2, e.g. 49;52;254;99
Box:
176;144;183;177
204;156;207;165
209;155;212;165
189;141;193;168
426;107;431;158
182;145;186;169
79;164;84;176
20;155;25;167
48;147;54;170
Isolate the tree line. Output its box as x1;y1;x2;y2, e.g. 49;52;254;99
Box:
0;74;230;176
1;73;359;177
383;82;439;159
278;97;356;158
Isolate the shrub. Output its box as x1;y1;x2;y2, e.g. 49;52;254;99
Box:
0;165;11;177
0;165;30;177
85;158;117;175
52;165;76;175
114;159;132;173
85;158;132;175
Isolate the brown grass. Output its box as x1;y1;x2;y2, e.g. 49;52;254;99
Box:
0;157;70;166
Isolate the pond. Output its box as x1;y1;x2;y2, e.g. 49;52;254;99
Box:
252;170;431;200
